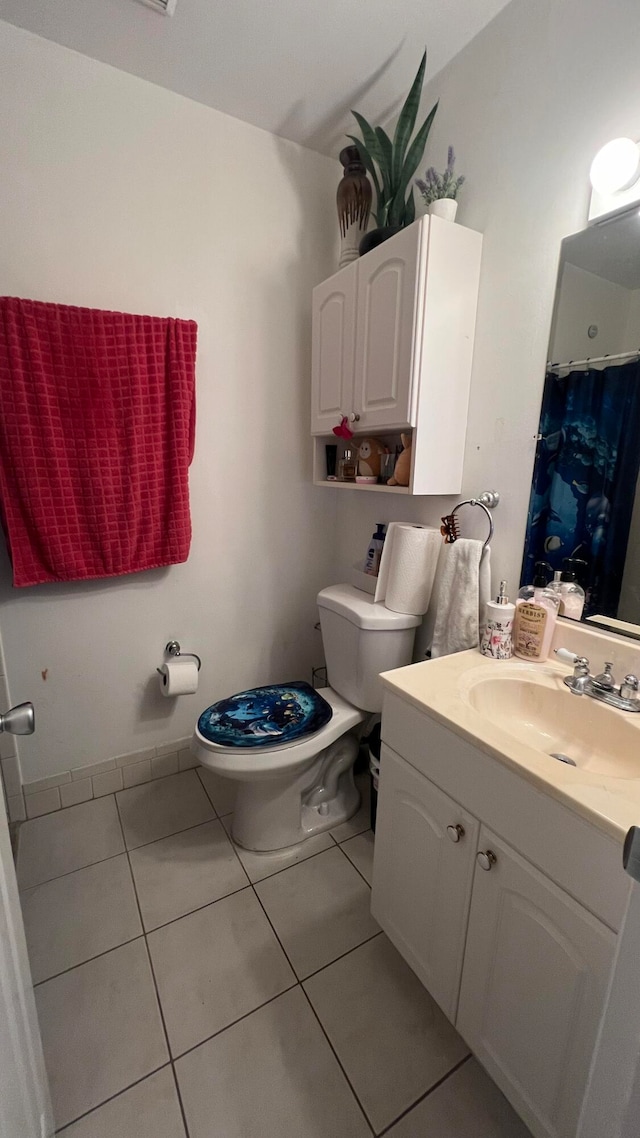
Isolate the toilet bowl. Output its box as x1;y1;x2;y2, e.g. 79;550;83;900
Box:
192;585;420;852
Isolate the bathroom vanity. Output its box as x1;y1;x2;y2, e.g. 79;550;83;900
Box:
372;636;639;1138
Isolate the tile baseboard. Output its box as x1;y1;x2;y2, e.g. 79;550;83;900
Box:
17;739;197;820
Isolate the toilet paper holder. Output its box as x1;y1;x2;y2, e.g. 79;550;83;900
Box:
156;640;202;676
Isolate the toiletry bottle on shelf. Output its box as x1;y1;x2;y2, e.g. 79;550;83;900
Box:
364;524;386;576
480;580;515;659
513;561;560;662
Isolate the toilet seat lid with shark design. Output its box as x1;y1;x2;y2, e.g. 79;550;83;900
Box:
197;682;333;750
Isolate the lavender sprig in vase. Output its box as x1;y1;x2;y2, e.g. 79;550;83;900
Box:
415;146;465;221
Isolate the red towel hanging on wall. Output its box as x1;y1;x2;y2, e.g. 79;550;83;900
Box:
0;297;197;587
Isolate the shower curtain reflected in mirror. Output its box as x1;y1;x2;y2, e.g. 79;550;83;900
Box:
522;360;640;618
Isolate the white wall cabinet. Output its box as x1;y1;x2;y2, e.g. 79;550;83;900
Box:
310;261;357;434
310;215;482;495
373;701;619;1138
371;745;479;1020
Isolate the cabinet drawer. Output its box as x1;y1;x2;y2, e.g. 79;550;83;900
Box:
381;690;629;931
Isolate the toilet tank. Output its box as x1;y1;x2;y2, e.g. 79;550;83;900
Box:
317;585;421;713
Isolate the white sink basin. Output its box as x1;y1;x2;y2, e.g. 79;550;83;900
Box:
461;664;640;779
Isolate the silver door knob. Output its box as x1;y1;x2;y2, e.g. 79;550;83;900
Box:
348;413;360;422
476;850;497;871
447;824;465;843
0;702;35;736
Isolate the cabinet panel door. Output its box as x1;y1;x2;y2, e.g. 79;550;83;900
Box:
310;262;357;434
371;745;479;1020
457;827;615;1138
353;224;420;431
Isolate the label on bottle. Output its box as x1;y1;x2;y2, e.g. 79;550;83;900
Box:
514;602;548;659
480;616;513;659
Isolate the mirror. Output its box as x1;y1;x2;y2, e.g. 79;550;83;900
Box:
522;210;640;639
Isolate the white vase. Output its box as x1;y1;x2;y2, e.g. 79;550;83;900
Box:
428;198;458;222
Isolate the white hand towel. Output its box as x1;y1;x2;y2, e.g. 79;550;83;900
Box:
431;539;491;658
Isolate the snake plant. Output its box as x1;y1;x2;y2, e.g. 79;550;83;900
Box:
348;51;438;230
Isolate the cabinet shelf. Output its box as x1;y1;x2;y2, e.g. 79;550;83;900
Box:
313;479;410;494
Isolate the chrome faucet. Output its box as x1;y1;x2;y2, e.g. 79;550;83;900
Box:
554;649;640;713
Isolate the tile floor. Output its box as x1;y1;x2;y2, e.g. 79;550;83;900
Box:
17;767;531;1136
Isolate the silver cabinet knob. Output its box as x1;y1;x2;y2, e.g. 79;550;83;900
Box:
476;850;497;871
348;412;361;422
0;702;35;736
446;824;465;843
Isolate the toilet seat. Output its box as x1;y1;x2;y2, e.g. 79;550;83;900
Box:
197;681;333;750
193;687;364;779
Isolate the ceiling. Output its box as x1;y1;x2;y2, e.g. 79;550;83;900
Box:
0;0;511;156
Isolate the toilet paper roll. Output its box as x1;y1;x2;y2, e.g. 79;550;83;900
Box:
385;524;441;616
158;658;199;697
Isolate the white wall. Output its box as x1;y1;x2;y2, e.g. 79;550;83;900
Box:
331;0;640;615
550;263;633;364
0;22;339;782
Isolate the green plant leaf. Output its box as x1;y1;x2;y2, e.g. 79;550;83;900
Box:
402;189;416;226
351;111;387;174
374;127;394;204
390;100;439;224
391;50;426;186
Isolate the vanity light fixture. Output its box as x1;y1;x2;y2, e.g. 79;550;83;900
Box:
137;0;177;15
588;137;640;224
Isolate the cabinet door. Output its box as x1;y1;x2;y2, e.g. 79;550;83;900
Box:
457;827;615;1138
310;262;357;434
353;224;420;431
371;744;479;1020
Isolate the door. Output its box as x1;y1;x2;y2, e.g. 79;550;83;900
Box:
0;703;52;1138
371;744;479;1020
310;261;357;434
457;827;615;1138
353;222;421;431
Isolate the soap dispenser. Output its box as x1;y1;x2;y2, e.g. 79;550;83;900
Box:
480;581;515;659
513;561;560;662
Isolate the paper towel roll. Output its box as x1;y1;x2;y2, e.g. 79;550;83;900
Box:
158;658;199;697
385;524;441;616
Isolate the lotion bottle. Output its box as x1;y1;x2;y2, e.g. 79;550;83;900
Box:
364;523;386;577
480;580;515;659
513;562;560;662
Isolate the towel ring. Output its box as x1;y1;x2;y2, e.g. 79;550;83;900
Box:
441;491;499;549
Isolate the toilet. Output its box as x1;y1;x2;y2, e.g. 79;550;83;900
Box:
192;585;420;852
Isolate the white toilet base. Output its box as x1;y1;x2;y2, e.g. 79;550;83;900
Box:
230;733;361;852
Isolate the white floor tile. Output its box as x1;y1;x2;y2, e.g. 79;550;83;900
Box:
341;830;375;885
386;1058;533;1138
17;796;124;889
331;774;371;842
176;987;370;1138
220;816;334;883
129;819;248;931
255;846;379;979
304;934;469;1133
60;1066;186;1138
197;765;237;816
22;854;141;983
35;939;168;1130
116;770;214;849
148;887;295;1056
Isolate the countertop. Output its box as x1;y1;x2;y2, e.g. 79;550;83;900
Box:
381;647;640;843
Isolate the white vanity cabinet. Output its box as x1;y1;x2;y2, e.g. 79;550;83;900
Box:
310;216;482;495
457;827;615;1138
371;745;479;1019
372;693;625;1138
